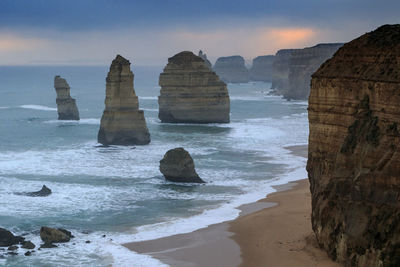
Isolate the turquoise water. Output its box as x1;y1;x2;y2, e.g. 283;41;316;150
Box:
0;66;308;266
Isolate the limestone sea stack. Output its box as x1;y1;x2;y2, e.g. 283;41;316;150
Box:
249;55;275;81
198;50;212;69
213;55;250;83
159;147;205;183
285;43;343;100
270;49;298;95
307;24;400;266
158;51;230;123
98;55;150;145
54;76;80;120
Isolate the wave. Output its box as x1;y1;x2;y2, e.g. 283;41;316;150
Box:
139;96;157;100
0;106;9;109
44;118;100;125
19;105;57;111
142;108;158;112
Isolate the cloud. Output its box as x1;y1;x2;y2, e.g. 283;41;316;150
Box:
0;34;48;52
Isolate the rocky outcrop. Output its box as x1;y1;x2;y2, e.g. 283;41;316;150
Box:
20;185;52;197
198;50;212;69
40;227;71;243
98;55;150;145
160;147;205;183
285;43;343;100
307;24;400;267
0;228;24;247
54;76;80;120
270;49;298;95
213;55;249;83
249;55;275;81
158;51;230;123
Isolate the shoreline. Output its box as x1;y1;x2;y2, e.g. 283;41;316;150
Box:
123;145;341;266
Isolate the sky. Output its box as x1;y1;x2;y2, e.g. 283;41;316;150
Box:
0;0;399;66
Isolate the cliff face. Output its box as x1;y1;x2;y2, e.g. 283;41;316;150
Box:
213;55;249;83
285;43;343;100
54;76;79;120
158;51;230;123
98;55;150;145
249;55;275;81
270;49;298;94
307;25;400;267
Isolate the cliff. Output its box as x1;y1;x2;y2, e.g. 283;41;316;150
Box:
285;43;343;100
54;76;79;120
270;49;298;95
307;24;400;266
98;55;150;145
213;55;249;83
198;50;212;69
158;51;230;123
249;55;275;81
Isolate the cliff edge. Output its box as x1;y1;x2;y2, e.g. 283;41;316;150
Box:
307;24;400;266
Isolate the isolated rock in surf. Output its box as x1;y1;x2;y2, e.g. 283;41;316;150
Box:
98;55;150;145
16;185;52;197
40;227;71;243
158;51;230;123
0;228;24;247
160;147;205;183
54;76;80;120
307;24;400;266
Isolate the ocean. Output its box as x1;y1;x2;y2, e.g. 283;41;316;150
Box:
0;65;308;266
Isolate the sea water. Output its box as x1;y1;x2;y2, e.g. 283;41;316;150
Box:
0;66;308;266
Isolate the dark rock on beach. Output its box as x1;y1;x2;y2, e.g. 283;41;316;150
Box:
39;242;58;249
160;147;205;183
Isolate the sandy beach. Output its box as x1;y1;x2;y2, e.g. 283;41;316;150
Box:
124;145;341;267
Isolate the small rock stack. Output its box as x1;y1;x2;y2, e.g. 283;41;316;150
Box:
54;76;80;120
98;55;150;145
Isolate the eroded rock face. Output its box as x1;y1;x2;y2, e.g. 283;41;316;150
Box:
270;49;298;95
98;55;150;145
285;43;343;100
158;51;230;123
307;24;400;267
198;50;212;69
213;55;249;83
54;76;80;120
249;55;275;81
160;148;205;183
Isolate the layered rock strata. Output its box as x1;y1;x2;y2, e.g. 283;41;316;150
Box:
249;55;275;81
98;55;150;145
160;147;205;183
198;50;212;69
54;76;80;120
270;49;298;95
285;43;343;100
213;55;249;83
307;24;400;266
158;51;230;123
